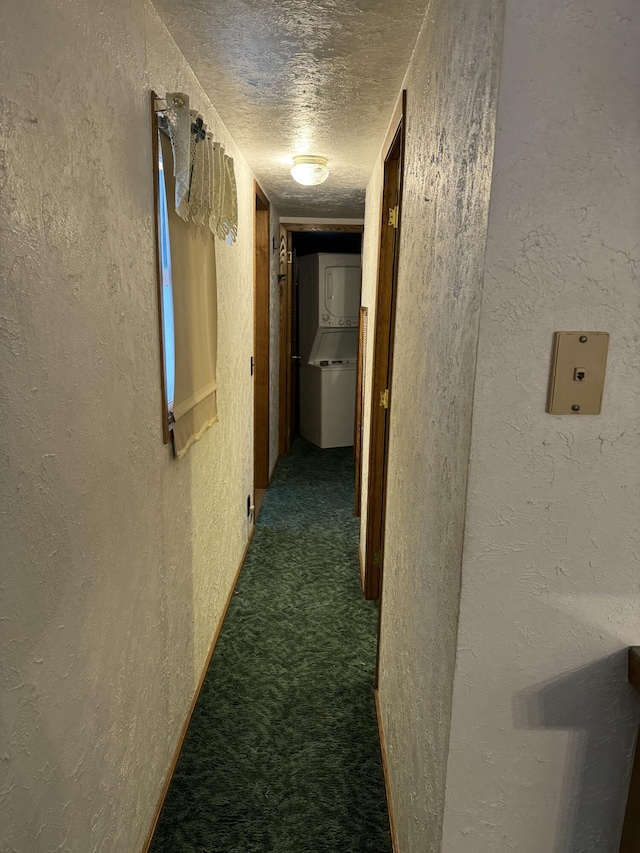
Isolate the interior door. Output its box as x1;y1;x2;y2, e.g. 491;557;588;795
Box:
363;95;406;602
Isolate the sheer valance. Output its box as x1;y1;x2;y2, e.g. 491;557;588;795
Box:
159;92;238;243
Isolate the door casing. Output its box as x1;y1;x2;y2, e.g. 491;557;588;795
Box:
363;93;406;606
254;182;270;492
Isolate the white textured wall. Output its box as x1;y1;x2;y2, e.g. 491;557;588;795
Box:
443;1;640;851
359;0;505;851
0;2;275;850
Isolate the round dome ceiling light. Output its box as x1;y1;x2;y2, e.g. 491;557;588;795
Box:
290;155;329;186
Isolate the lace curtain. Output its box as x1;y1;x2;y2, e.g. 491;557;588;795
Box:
161;92;238;242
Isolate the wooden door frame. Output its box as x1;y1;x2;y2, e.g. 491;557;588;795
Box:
363;92;406;604
254;182;270;491
354;306;369;516
277;222;364;456
278;226;291;455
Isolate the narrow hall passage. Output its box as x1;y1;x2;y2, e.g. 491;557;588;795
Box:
150;439;392;853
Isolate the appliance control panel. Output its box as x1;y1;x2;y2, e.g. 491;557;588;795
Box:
321;316;355;327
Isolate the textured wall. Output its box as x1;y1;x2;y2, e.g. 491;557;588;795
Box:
443;1;640;850
361;0;505;851
0;1;273;850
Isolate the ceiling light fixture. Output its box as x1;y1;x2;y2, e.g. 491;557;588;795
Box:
290;155;329;187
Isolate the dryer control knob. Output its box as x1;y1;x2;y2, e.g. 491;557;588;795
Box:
322;314;329;321
339;320;344;326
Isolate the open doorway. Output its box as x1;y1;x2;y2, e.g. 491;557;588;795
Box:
278;225;364;456
293;231;363;446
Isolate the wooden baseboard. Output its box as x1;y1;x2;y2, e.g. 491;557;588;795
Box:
141;525;256;853
374;687;399;853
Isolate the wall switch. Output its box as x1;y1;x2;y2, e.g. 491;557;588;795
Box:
547;332;609;414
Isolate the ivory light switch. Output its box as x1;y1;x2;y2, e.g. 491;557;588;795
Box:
547;332;609;415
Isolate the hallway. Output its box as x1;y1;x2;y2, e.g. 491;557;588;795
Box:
149;440;392;853
3;0;639;850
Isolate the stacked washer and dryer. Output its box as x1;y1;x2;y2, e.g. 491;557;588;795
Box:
298;253;362;448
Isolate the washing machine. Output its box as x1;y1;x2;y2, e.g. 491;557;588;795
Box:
300;328;358;448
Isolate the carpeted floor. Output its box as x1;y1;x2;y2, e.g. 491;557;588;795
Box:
149;438;392;853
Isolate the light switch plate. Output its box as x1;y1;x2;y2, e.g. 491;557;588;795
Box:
547;332;609;414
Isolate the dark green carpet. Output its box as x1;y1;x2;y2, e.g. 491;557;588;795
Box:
149;438;392;853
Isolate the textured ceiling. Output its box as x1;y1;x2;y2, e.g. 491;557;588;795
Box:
152;0;430;218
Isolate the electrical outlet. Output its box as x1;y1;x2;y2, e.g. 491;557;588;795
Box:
247;493;256;523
